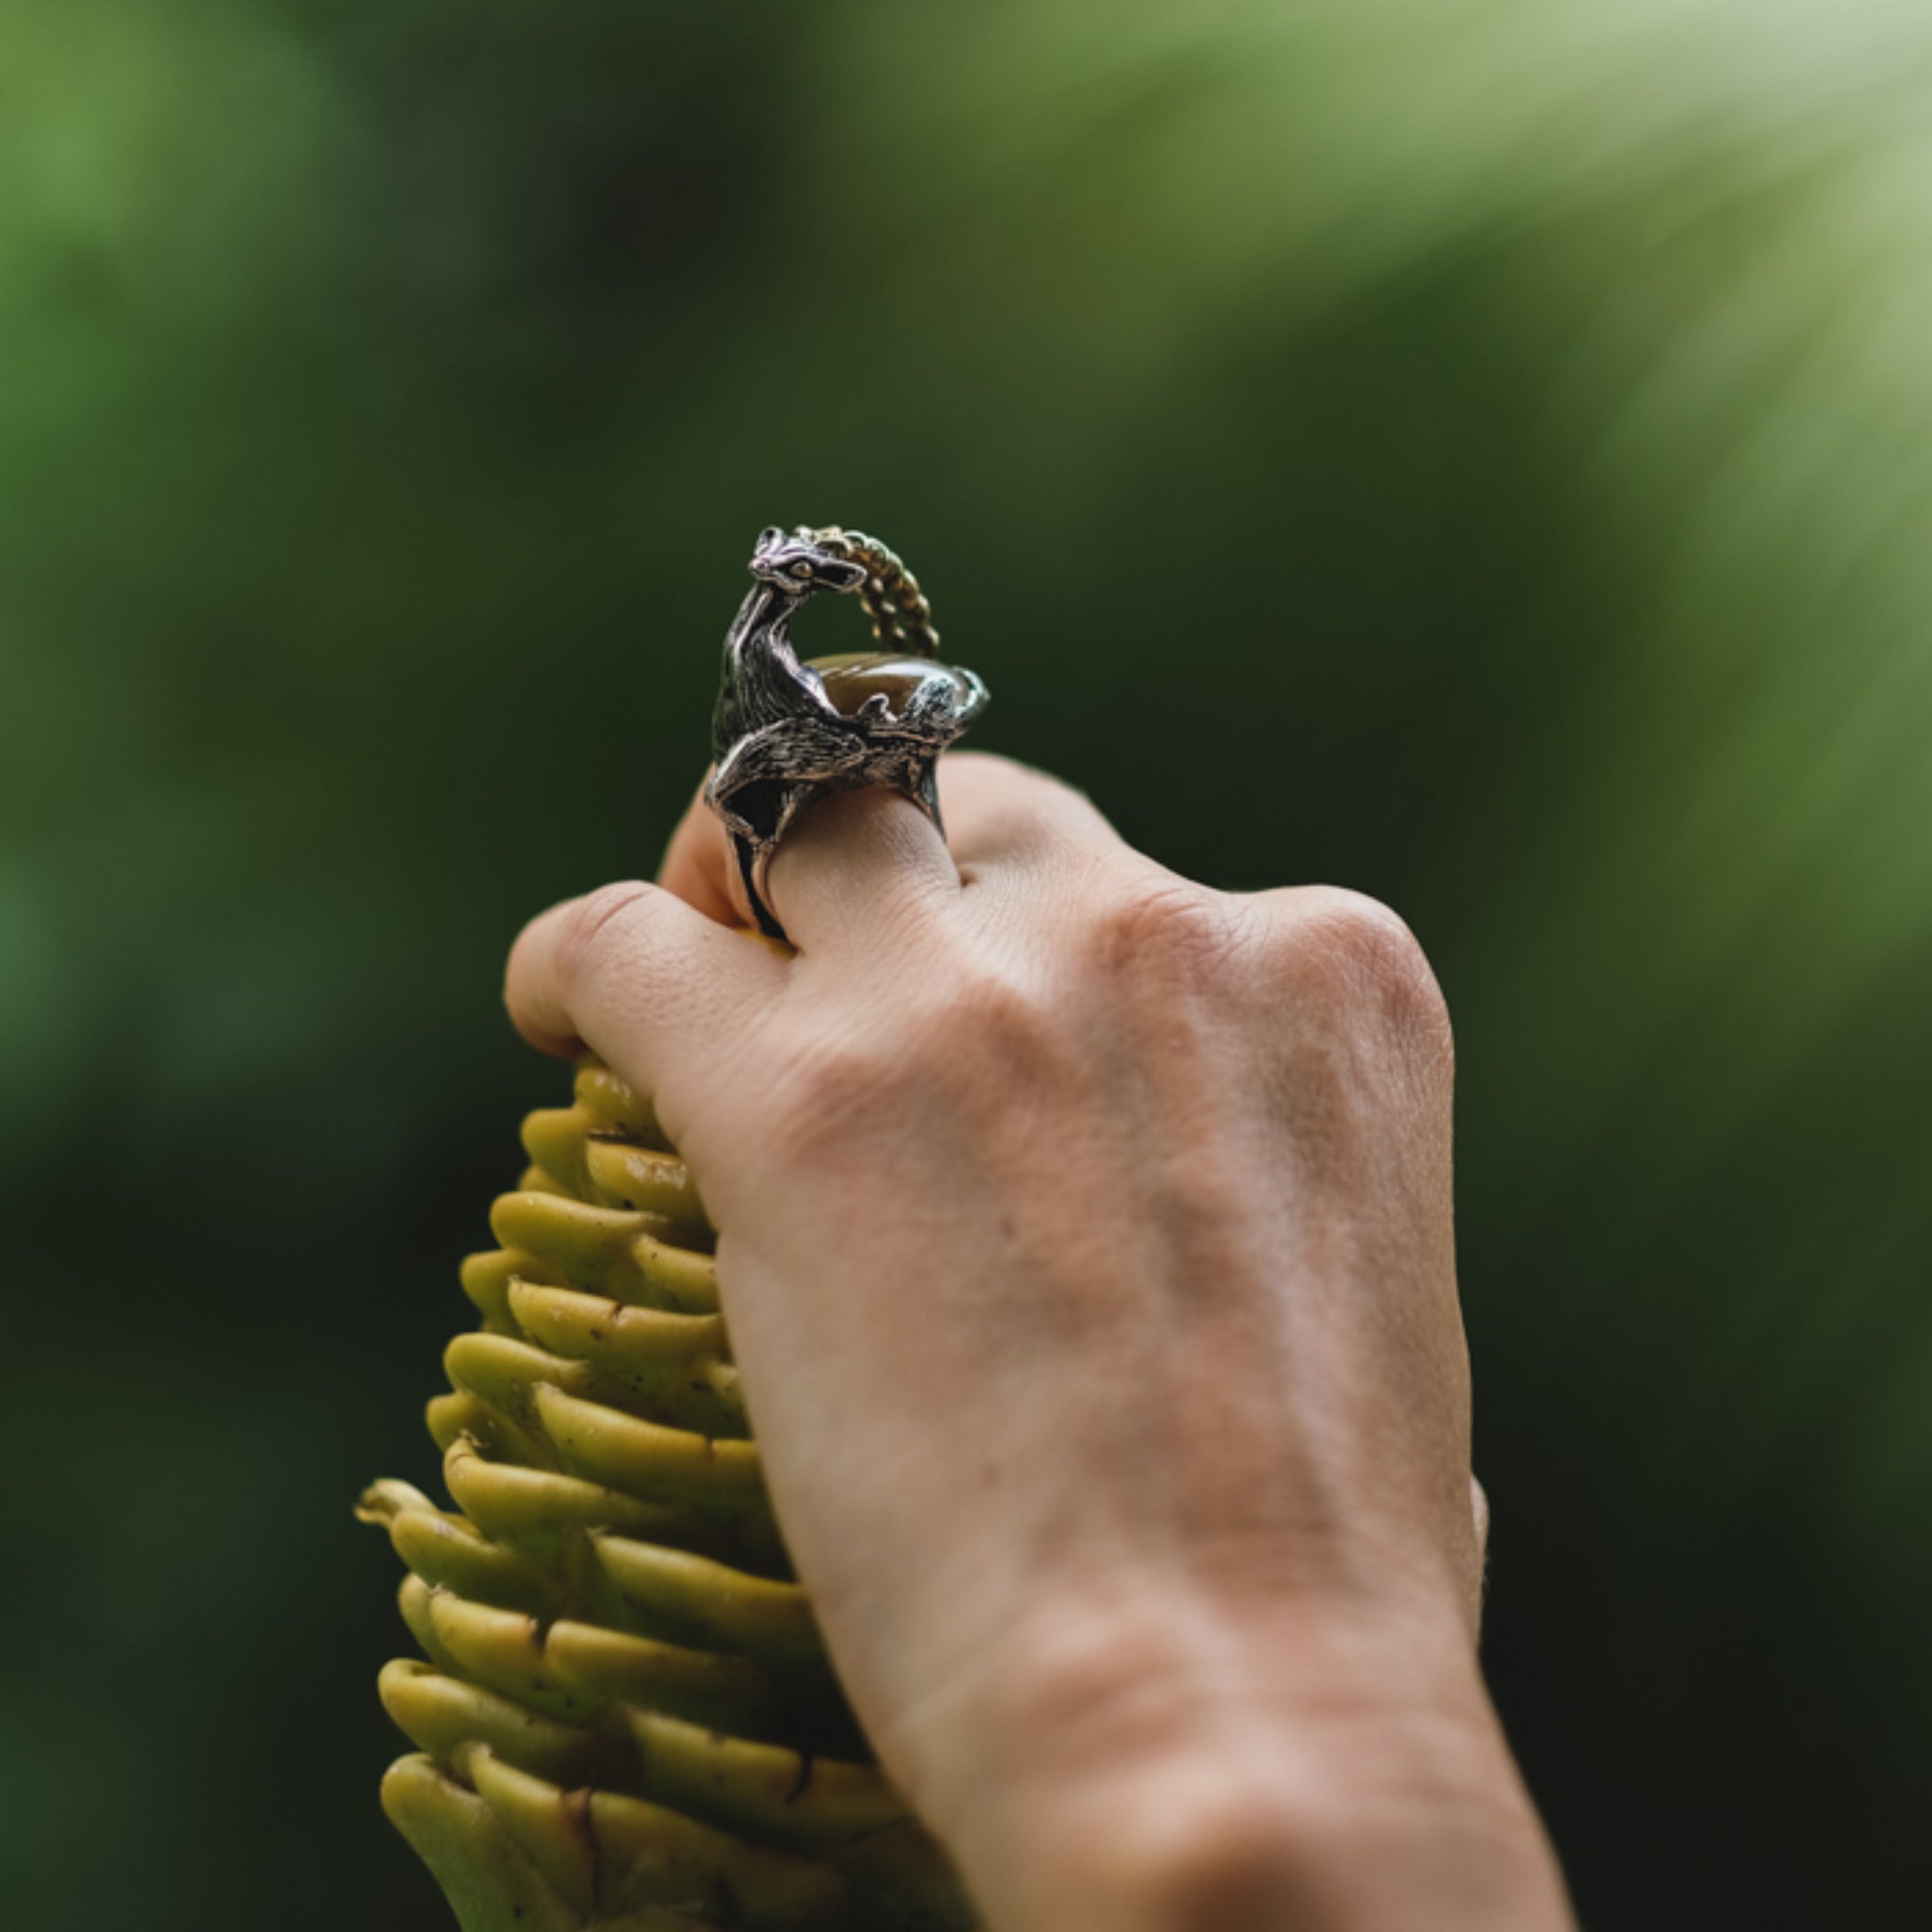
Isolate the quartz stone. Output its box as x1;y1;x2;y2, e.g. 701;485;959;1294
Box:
806;650;976;721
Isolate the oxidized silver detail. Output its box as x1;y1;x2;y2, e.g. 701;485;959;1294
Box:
705;525;989;940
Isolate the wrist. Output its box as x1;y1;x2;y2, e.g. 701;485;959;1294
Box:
970;1740;1571;1932
904;1579;1572;1932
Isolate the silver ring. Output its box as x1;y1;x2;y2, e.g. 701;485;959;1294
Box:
704;525;989;941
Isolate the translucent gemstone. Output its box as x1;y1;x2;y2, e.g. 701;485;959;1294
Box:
806;651;970;720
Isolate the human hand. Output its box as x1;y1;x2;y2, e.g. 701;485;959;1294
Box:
506;753;1572;1932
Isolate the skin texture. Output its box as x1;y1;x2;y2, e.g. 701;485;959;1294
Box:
506;753;1576;1932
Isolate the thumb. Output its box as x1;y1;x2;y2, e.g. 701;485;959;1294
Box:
657;773;751;929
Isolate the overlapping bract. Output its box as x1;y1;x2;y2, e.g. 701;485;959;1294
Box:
361;1063;972;1932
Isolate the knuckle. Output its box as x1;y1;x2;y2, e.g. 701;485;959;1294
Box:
942;749;1033;791
1290;888;1452;1051
1086;874;1236;985
1305;886;1426;976
941;752;1121;865
950;750;1104;818
760;957;1062;1148
553;881;658;992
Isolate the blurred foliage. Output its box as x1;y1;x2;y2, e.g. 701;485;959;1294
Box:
4;0;1931;1924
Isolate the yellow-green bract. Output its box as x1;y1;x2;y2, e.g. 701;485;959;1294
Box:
361;1061;974;1932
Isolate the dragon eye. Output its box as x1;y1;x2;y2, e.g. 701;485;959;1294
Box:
790;560;813;579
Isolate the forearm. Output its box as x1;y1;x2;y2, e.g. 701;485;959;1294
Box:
913;1588;1576;1932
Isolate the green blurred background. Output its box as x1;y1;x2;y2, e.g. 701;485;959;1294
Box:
6;0;1930;1923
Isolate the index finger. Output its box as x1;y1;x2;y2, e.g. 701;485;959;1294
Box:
505;879;782;1104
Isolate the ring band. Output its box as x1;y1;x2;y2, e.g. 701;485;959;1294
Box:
704;525;989;942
